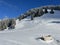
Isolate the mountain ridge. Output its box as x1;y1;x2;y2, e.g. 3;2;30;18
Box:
0;5;60;30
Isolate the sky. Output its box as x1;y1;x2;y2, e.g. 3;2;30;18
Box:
0;0;60;19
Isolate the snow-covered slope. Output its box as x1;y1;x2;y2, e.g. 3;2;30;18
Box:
0;10;60;45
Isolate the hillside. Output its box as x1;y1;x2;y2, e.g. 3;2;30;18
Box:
0;8;60;45
0;5;60;45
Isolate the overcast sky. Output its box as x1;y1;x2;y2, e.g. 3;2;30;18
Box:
0;0;60;19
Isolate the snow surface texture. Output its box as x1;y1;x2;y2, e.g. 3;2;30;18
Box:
0;10;60;45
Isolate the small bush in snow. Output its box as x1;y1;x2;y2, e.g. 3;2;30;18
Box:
8;18;16;29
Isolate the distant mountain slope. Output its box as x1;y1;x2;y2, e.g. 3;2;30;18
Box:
0;5;60;31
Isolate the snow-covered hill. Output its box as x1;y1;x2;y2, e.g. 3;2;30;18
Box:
0;10;60;45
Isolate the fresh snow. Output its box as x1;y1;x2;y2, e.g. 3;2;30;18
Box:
0;10;60;45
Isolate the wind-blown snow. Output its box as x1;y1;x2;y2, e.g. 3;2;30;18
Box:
0;10;60;45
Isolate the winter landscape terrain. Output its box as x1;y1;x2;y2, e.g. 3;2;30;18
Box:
0;9;60;45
